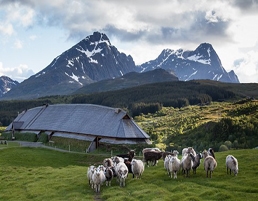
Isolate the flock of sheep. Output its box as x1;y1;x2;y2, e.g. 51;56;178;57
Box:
87;147;238;193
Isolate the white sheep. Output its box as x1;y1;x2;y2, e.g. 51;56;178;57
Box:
180;153;195;177
91;166;106;193
202;149;217;178
226;155;238;176
87;165;96;188
131;159;145;179
115;162;128;187
168;155;181;179
182;147;196;157
164;155;172;175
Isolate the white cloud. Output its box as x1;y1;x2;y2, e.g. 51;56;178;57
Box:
0;62;34;82
0;23;14;36
14;39;23;49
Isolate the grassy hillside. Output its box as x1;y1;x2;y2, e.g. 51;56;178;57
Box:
135;100;258;151
0;144;257;201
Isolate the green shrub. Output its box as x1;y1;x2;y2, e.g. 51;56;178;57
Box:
219;144;229;152
38;132;49;143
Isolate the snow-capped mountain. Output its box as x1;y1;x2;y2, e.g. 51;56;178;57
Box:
1;32;136;99
1;32;239;100
0;76;19;97
138;43;239;83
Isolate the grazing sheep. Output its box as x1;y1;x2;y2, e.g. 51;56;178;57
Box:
87;165;96;188
192;153;203;174
143;150;163;166
105;166;114;186
226;155;238;176
181;153;195;177
203;149;217;178
115;162;129;187
92;166;106;193
131;159;145;179
168;155;181;179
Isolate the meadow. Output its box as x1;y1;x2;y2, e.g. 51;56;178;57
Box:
0;142;257;201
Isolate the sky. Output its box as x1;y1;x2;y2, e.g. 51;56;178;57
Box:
0;0;258;83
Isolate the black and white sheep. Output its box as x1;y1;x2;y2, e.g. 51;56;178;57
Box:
180;153;195;177
131;159;145;179
202;149;217;178
116;150;135;162
192;153;203;174
115;162;129;187
103;158;114;168
168;155;181;179
226;155;238;176
104;166;114;186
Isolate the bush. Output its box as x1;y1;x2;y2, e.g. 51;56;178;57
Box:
219;144;229;152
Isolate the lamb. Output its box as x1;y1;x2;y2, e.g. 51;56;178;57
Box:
131;159;145;179
192;153;203;174
143;150;163;166
202;149;217;178
91;166;106;193
181;153;195;177
168;155;181;179
226;155;238;176
115;162;129;187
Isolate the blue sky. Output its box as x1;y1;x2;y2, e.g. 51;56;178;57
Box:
0;0;258;83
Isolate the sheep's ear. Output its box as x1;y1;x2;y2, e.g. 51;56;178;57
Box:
124;170;128;174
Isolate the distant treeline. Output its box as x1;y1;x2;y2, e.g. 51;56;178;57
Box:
0;81;236;126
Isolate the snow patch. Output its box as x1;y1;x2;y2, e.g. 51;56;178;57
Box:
187;54;211;65
65;72;83;85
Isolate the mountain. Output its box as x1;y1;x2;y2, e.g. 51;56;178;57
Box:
1;32;136;100
1;32;240;100
0;76;19;97
138;43;239;83
73;68;178;94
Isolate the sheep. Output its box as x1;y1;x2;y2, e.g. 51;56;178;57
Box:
91;166;106;193
226;155;238;176
104;166;114;186
202;149;217;178
192;153;203;174
112;156;124;165
143;150;163;167
164;154;172;175
116;150;135;162
180;153;195;177
87;165;96;188
168;155;181;179
115;162;129;187
103;158;114;168
131;159;145;179
142;148;161;154
182;147;196;157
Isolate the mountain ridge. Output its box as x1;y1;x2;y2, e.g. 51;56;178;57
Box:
0;32;239;100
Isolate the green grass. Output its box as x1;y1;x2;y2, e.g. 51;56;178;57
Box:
0;146;257;200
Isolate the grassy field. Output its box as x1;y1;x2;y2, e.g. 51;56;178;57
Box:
0;143;257;201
